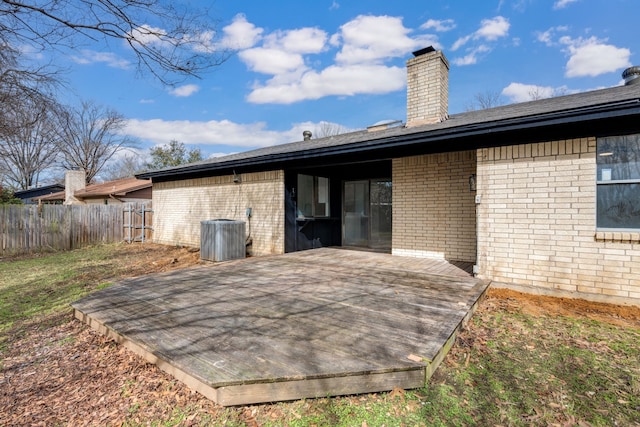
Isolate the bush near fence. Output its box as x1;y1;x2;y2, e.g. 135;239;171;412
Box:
0;204;151;256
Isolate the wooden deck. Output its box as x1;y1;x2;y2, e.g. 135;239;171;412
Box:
72;248;489;406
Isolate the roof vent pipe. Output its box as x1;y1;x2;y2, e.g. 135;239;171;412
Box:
303;130;312;141
622;66;640;86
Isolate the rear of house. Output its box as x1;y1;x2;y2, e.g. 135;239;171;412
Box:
140;48;640;306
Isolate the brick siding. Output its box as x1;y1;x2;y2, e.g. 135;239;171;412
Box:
152;171;285;256
392;150;477;262
477;137;640;304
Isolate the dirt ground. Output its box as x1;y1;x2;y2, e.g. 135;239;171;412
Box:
487;287;640;329
1;244;639;425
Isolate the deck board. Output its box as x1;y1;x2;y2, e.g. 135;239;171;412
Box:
72;248;489;406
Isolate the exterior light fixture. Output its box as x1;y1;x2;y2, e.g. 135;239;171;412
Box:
469;174;477;192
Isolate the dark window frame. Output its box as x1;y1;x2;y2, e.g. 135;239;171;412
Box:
297;174;330;218
596;134;640;231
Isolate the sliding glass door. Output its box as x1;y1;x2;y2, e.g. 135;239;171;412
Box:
343;179;391;250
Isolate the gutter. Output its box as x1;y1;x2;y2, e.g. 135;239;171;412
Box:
137;98;640;180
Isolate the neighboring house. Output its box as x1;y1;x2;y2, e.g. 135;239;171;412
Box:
14;184;65;204
138;47;640;306
37;171;152;205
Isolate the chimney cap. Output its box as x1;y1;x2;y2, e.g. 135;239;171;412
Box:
412;46;436;57
302;130;312;141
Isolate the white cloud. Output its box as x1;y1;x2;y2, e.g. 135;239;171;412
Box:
70;50;131;69
237;27;327;75
421;19;456;32
129;16;261;56
452;16;510;51
139;99;155;104
234;14;437;104
169;84;200;97
536;26;569;46
265;28;328;54
124;119;282;147
248;64;405;104
553;0;580;9
560;36;631;77
122;118;351;149
501;82;572;103
476;16;510;41
239;48;306;75
334;15;436;65
452;45;490;66
218;14;264;50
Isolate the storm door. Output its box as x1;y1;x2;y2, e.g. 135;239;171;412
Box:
343;179;392;250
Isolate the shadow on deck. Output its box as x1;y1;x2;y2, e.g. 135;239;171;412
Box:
72;248;490;406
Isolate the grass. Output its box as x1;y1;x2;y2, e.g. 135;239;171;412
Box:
0;245;125;340
1;245;639;426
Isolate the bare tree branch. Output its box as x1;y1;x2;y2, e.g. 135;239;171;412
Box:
99;150;145;181
465;90;505;111
56;100;136;184
0;0;230;84
314;122;351;138
0;94;61;189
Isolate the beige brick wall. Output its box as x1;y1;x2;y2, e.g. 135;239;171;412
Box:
477;137;640;305
392;150;477;262
152;170;285;256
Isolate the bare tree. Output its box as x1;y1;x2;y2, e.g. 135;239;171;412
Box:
465;90;504;111
99;150;146;181
528;87;544;101
57;101;136;184
0;95;61;190
0;0;229;85
0;42;59;137
528;86;567;101
314;121;351;138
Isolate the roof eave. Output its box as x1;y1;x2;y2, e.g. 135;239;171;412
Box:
137;99;640;181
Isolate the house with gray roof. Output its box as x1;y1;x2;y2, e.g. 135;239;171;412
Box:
139;47;640;306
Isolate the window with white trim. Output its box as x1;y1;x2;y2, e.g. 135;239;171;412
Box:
596;134;640;230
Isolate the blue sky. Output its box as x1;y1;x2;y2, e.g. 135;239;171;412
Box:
57;0;636;159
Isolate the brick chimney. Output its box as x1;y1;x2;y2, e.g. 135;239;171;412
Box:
406;46;449;127
64;170;86;205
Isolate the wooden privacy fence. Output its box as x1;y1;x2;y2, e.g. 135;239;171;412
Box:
0;203;153;256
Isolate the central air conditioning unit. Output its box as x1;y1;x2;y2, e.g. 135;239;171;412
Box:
200;219;246;262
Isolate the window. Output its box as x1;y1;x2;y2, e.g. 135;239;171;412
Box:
297;174;330;218
597;134;640;230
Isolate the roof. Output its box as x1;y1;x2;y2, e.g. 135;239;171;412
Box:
138;83;640;182
36;177;151;202
35;191;65;202
14;184;65;199
74;177;151;198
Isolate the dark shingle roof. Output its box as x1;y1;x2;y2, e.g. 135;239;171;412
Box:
138;83;640;180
